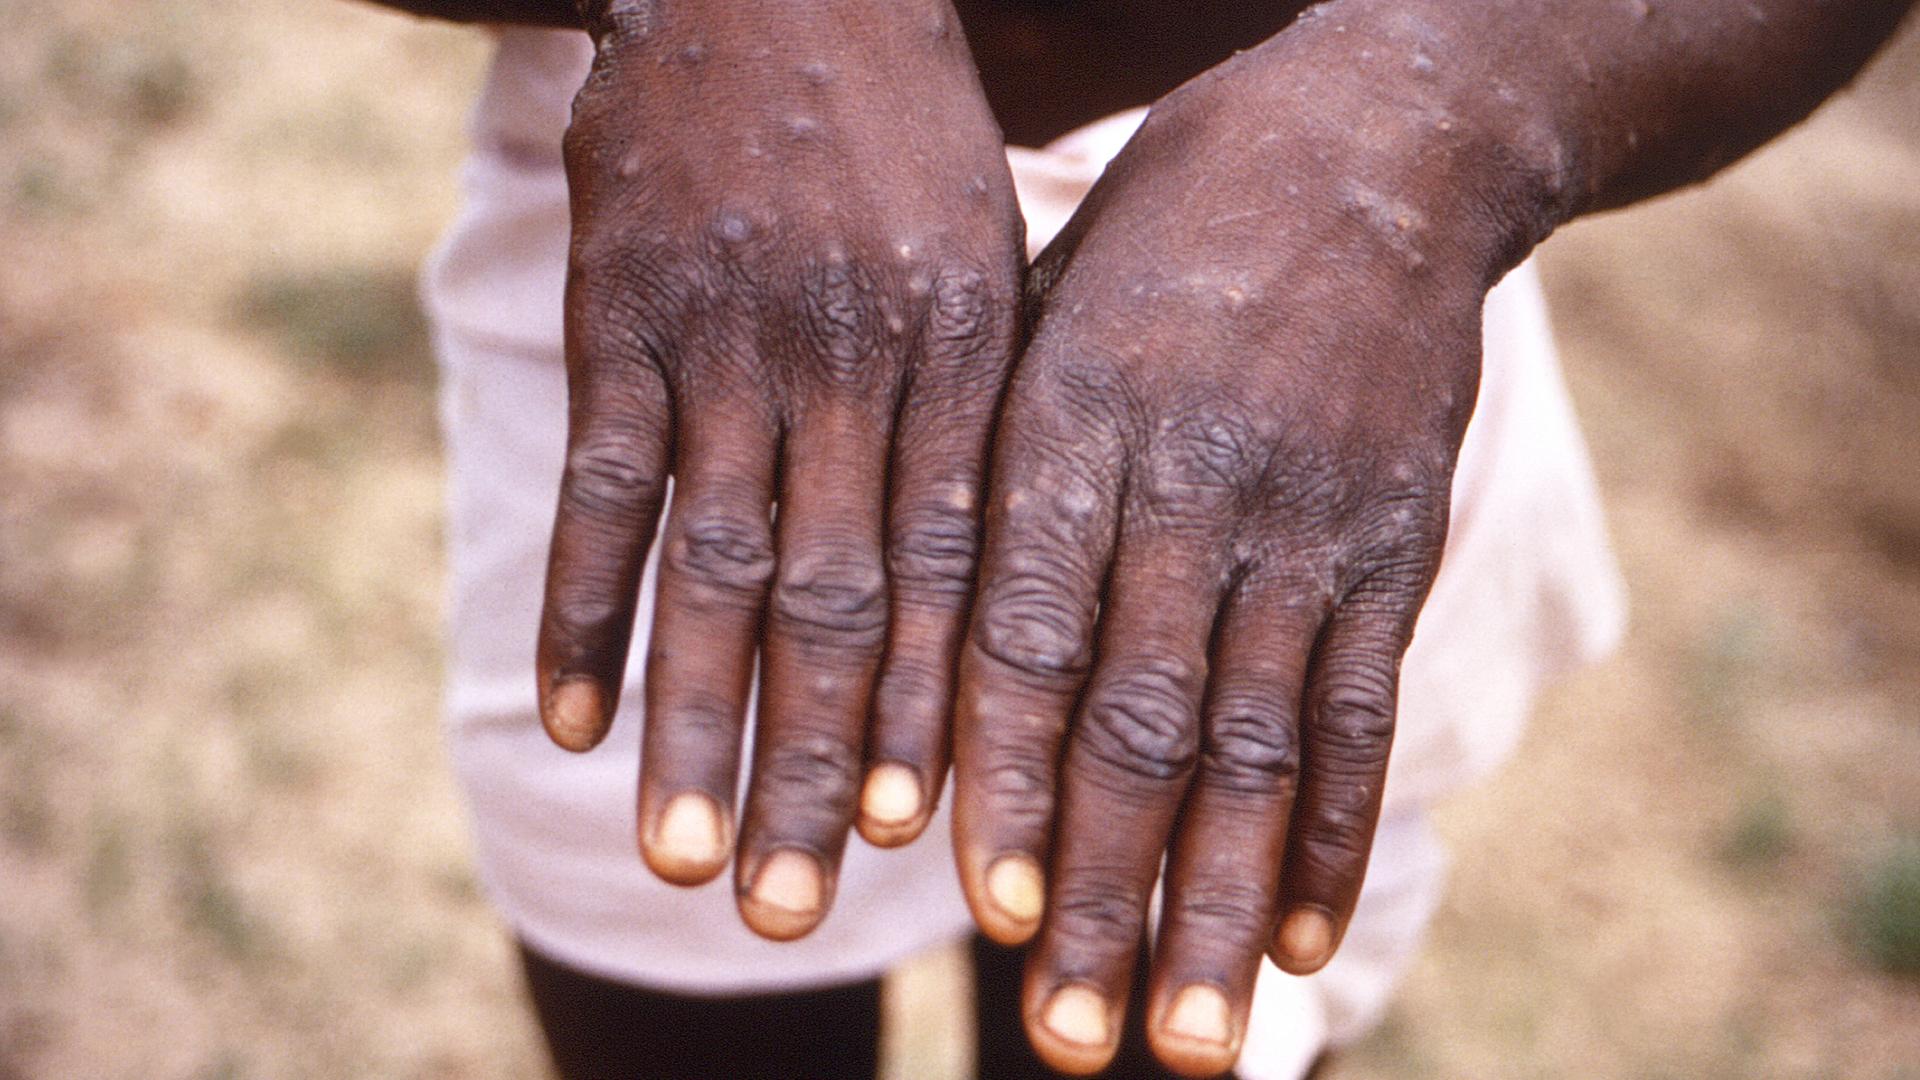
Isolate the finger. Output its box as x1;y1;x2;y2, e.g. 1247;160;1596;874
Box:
952;402;1122;946
1024;533;1226;1076
635;395;778;886
1273;584;1421;975
735;404;891;941
536;354;672;753
1148;583;1326;1076
863;268;1014;847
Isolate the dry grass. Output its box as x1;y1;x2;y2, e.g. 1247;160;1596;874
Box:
0;3;1915;1078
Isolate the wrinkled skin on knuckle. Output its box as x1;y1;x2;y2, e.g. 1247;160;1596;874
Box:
561;425;667;527
976;747;1057;823
1291;791;1379;877
771;541;888;649
1078;657;1203;785
1311;654;1399;769
1246;433;1373;535
1049;872;1152;955
970;453;1116;678
920;263;1018;386
928;266;993;345
1129;414;1268;538
544;582;628;657
788;252;892;390
1171;877;1275;936
888;498;980;602
973;565;1094;684
567;232;705;374
645;689;738;750
1232;439;1454;603
1030;349;1146;442
872;652;944;717
756;729;863;816
1340;476;1452;602
1360;446;1454;523
1164;403;1262;484
664;508;776;599
1202;696;1302;794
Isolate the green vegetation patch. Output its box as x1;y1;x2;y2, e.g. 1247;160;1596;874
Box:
236;267;432;383
1853;838;1920;977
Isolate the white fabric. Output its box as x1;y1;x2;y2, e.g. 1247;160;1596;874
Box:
422;28;1626;1078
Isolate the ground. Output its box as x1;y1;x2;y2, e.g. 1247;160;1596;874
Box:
0;2;1915;1077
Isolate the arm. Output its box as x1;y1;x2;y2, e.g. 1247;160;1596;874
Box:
363;0;1031;943
538;0;1027;941
1255;0;1917;258
349;0;577;28
951;1;1913;1075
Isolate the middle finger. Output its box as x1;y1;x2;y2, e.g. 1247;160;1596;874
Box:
735;400;891;940
1024;529;1229;1076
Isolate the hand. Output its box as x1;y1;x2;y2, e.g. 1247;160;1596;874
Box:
537;0;1023;940
950;22;1541;1075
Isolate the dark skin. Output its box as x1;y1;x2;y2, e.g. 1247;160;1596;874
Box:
361;0;1913;1073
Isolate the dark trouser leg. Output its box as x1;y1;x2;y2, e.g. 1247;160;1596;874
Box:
517;939;882;1080
971;934;1189;1080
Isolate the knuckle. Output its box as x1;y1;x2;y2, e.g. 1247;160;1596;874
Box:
665;508;776;596
1203;697;1301;794
1139;409;1263;516
1174;878;1274;933
929;267;989;339
1296;802;1377;872
972;563;1094;683
771;542;888;647
872;656;944;723
544;587;628;648
924;265;1010;365
561;428;665;526
757;730;861;812
889;499;980;600
795;254;885;385
1253;442;1361;528
572;226;675;299
1050;873;1149;952
1079;658;1202;783
570;226;647;283
974;752;1057;832
569;256;691;363
1313;655;1399;752
645;687;737;746
1356;488;1448;572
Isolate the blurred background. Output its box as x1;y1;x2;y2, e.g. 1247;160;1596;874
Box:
1;1;1915;1077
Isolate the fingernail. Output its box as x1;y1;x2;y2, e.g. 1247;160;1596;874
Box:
1278;906;1335;970
860;764;923;827
751;849;824;915
985;854;1045;925
1041;985;1111;1047
651;792;726;874
545;678;604;751
1162;984;1232;1046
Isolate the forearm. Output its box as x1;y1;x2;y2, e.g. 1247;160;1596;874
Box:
1427;0;1912;217
351;0;578;29
1206;0;1912;269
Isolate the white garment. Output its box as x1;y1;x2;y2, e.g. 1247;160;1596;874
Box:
422;28;1626;1078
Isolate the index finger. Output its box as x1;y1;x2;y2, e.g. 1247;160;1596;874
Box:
952;392;1124;945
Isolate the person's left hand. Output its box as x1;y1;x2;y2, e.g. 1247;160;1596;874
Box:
949;17;1550;1074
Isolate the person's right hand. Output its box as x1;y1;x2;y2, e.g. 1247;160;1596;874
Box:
536;0;1023;941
